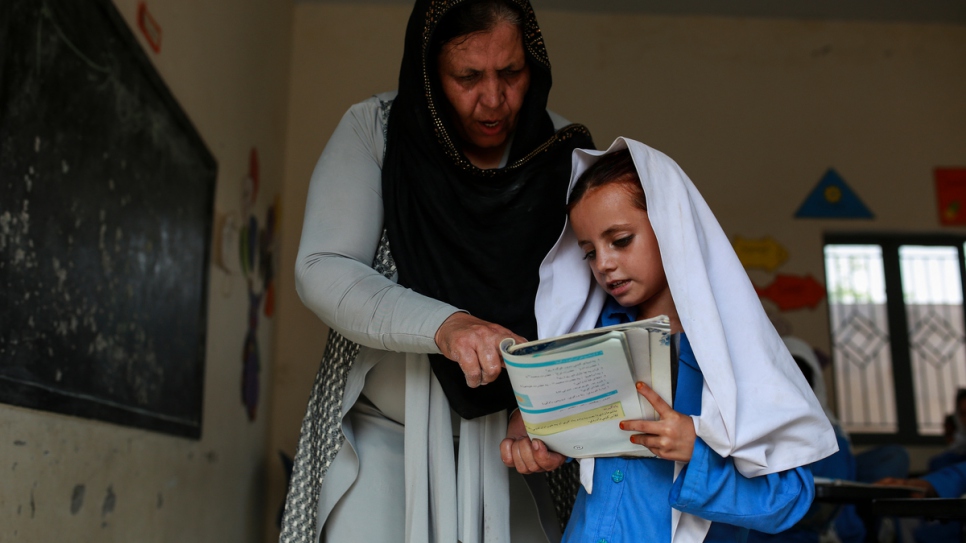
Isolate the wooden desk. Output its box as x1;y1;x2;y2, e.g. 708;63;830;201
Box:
871;498;966;521
872;498;966;543
813;480;917;542
814;480;916;504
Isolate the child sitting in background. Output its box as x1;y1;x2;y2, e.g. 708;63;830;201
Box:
502;138;838;542
930;388;966;472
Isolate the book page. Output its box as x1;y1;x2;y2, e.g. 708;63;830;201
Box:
649;329;674;408
502;334;647;457
624;328;657;421
508;315;670;354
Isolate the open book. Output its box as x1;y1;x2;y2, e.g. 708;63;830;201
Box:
500;316;673;458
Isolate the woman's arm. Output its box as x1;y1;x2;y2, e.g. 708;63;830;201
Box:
295;98;458;354
296;98;527;387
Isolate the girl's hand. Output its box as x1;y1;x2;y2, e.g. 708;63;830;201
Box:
620;381;696;462
435;312;525;388
500;409;566;474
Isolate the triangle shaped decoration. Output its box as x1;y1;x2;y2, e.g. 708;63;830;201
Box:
794;168;874;219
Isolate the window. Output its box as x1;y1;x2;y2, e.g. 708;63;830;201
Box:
824;234;966;445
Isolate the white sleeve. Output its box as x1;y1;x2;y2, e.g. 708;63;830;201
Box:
294;97;459;353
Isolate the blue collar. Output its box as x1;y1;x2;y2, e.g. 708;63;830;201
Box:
597;296;638;327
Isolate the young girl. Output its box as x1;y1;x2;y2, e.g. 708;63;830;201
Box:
503;138;838;542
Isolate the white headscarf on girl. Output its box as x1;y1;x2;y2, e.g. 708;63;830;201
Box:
535;137;837;542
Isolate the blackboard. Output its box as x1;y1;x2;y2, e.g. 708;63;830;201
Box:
0;0;216;438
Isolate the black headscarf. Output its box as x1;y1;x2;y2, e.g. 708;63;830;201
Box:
383;0;594;419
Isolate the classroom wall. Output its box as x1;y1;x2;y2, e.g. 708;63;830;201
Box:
0;1;292;541
269;5;966;526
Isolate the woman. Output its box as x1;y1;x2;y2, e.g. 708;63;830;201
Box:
280;1;593;542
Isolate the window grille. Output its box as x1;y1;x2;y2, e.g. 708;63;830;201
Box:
823;234;966;444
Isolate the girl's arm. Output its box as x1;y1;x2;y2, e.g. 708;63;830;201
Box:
669;438;815;534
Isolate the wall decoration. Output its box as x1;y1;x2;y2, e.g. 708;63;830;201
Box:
261;196;279;318
242;147;259;215
235;147;279;421
755;274;826;311
935;168;966;226
0;0;215;438
212;211;240;276
136;2;161;54
241;287;262;421
732;236;788;271
794;168;873;219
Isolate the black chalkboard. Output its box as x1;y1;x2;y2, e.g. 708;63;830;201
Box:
0;0;216;438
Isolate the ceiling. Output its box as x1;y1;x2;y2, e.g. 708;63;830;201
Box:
300;0;966;24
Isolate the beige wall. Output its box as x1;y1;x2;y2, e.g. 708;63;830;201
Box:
0;0;292;541
270;6;966;518
537;13;966;350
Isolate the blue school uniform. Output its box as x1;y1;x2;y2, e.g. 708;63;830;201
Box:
562;298;815;543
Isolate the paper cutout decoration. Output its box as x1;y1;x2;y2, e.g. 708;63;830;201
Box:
935;168;966;226
755;274;826;311
733;236;788;272
242;289;262;421
242;147;259;214
212;211;240;275
137;2;162;53
261;197;279;317
235;147;279;422
795;169;873;219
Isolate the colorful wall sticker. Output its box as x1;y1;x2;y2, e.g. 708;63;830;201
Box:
137;2;162;54
242;287;262;422
755;274;826;312
795;168;873;219
212;211;240;276
235;147;279;422
733;236;788;272
935;168;966;226
261;196;279;318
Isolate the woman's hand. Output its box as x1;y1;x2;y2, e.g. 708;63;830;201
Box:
620;381;696;462
875;477;937;498
500;409;566;474
435;312;525;388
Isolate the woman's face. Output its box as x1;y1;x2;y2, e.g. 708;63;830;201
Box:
437;21;530;167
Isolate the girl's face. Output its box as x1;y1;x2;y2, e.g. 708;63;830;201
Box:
569;179;673;319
